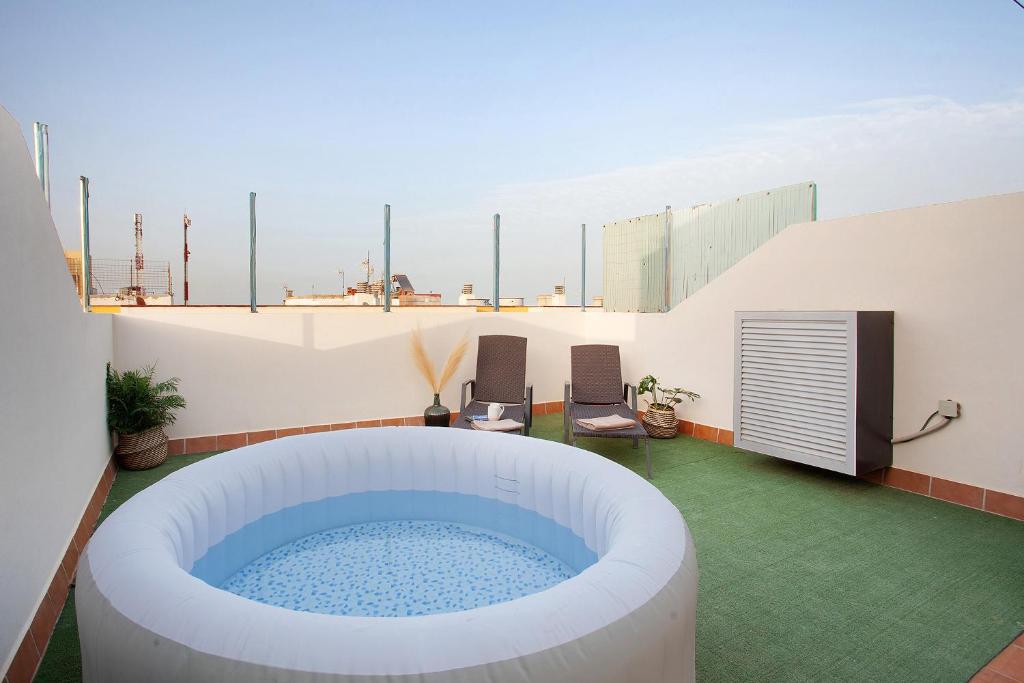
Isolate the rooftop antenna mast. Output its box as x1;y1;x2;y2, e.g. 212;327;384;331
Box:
133;213;144;295
183;213;191;306
361;251;374;284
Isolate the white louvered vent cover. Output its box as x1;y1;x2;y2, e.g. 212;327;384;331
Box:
735;313;855;471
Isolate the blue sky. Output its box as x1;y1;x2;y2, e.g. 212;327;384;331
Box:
2;1;1022;304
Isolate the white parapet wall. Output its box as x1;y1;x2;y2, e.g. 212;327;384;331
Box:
586;190;1024;498
0;106;113;675
112;306;590;439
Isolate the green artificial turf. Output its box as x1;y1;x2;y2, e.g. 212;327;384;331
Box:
35;415;1024;682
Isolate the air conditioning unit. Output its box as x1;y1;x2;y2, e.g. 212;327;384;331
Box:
733;311;893;476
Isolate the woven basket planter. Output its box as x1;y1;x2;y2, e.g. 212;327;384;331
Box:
115;426;168;471
642;407;679;439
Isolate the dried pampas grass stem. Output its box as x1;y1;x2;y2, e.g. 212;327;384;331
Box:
410;328;467;394
410;328;437;391
438;336;469;393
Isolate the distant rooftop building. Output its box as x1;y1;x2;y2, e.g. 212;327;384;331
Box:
458;283;489;307
283;272;440;306
536;284;567;307
391;273;441;306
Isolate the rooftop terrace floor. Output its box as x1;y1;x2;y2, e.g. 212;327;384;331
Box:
34;413;1024;682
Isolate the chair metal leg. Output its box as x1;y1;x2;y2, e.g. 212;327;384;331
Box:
644;439;652;479
632;435;639;449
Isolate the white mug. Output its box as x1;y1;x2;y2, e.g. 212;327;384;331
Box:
487;403;505;421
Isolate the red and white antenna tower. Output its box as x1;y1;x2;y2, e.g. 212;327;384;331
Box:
133;212;144;292
183;213;191;306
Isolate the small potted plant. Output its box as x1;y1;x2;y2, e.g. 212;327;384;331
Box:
637;374;700;439
106;363;186;470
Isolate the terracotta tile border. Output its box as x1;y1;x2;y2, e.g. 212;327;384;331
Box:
931;477;985;509
692;423;719;443
246;429;276;444
971;632;1024;682
302;424;331;434
985;491;1024;522
4;458;116;683
184;435;216;454
166;414;734;457
854;467;1024;522
215;433;247;450
884;467;931;496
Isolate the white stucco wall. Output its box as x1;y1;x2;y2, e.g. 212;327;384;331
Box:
586;191;1024;497
0;108;113;673
112;307;590;438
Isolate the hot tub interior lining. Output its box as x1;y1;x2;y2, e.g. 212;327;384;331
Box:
218;518;579;616
191;490;598;587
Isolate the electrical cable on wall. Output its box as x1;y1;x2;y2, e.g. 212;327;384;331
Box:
892;401;961;444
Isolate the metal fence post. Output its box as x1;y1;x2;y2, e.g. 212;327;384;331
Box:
493;213;500;312
80;177;91;311
663;205;672;312
384;204;391;312
249;192;257;313
34;123;50;206
581;223;586;311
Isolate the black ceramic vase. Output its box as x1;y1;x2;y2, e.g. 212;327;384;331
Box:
423;393;451;427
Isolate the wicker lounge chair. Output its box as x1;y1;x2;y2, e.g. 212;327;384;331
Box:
456;335;532;435
564;344;652;478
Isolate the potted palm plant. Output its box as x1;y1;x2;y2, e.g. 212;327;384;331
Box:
637;374;700;439
106;363;186;470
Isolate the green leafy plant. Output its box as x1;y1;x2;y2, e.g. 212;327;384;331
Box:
637;374;700;411
106;363;186;434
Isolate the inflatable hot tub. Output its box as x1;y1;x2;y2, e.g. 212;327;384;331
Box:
78;427;697;682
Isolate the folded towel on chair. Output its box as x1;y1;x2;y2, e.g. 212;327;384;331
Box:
576;415;636;431
471;418;524;432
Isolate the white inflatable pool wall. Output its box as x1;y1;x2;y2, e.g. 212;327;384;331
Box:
78;428;698;682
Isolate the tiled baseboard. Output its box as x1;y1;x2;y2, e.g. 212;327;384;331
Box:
678;419;734;446
970;631;1024;682
167;401;568;455
861;466;1024;522
3;459;116;683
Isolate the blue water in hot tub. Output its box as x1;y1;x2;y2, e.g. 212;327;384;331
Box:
191;490;597;617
